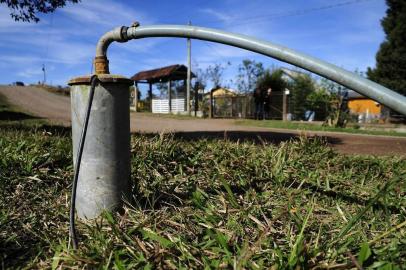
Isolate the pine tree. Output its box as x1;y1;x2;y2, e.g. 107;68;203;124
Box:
367;0;406;96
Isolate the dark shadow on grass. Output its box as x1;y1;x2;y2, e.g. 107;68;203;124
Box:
134;130;343;146
0;110;40;121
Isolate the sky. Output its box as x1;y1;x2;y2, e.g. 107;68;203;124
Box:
0;0;387;96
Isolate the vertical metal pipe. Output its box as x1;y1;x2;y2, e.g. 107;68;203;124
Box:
68;75;132;219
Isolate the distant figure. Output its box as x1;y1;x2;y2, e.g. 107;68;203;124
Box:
264;88;272;119
254;88;265;120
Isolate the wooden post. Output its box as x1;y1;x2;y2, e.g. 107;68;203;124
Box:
209;89;213;118
183;79;187;112
134;82;138;112
194;83;198;117
283;89;287;121
149;82;152;112
168;80;172;113
230;97;233;117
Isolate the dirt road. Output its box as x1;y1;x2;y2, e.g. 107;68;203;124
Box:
0;85;71;125
1;85;405;156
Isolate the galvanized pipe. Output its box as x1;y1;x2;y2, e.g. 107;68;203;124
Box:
69;75;132;219
95;24;406;115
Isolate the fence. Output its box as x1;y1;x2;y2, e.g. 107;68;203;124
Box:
152;98;185;114
208;92;287;119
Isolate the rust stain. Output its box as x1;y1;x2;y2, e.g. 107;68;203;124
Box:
94;56;109;74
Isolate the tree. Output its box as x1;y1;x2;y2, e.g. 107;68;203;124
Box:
192;63;208;91
256;68;286;93
367;0;406;96
289;74;315;120
205;62;230;89
236;59;264;93
318;78;350;127
1;0;80;22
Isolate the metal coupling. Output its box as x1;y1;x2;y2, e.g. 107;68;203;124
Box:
118;26;129;43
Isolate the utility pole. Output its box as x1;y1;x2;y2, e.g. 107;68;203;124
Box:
42;64;46;85
186;21;192;115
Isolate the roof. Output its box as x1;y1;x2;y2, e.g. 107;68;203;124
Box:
131;64;195;83
204;87;237;97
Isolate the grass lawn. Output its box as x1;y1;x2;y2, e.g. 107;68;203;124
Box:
0;117;405;269
236;119;406;138
134;111;205;120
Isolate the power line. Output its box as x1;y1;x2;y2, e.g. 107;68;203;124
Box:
202;0;376;27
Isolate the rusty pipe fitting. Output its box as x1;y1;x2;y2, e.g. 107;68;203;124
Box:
94;26;130;74
94;56;109;74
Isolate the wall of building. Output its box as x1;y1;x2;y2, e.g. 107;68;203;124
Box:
348;99;381;115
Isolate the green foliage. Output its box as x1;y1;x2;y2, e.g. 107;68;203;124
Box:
0;0;80;22
1;122;406;268
306;88;336;120
256;68;286;93
237;59;265;93
289;74;316;120
367;0;406;96
205;62;230;89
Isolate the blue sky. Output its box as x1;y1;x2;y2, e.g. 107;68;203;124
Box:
0;0;386;95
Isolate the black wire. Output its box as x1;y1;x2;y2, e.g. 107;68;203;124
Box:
69;74;98;250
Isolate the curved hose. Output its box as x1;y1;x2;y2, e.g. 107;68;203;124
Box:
95;24;406;116
69;75;98;249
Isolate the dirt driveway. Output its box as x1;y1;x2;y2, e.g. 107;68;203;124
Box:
1;85;406;156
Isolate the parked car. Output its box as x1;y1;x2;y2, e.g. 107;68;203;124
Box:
13;81;25;86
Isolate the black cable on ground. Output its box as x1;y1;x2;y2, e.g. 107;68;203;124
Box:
69;75;98;250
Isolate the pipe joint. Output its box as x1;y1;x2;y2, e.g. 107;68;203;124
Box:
118;26;129;42
94;56;109;74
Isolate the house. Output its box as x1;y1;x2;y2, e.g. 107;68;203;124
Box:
204;87;237;98
347;90;381;121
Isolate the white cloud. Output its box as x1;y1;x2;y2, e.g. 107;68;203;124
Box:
199;8;233;24
61;0;154;28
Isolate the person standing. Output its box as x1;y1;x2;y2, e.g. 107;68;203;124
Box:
264;88;272;119
254;88;265;120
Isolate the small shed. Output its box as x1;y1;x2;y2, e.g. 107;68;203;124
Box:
131;64;195;113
